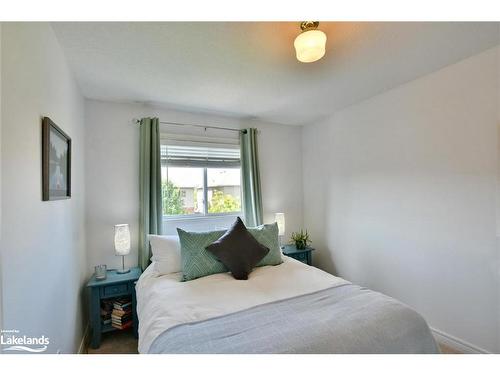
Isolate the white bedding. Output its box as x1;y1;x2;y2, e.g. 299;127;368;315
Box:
136;257;349;353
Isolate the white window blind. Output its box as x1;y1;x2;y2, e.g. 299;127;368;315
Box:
161;143;240;168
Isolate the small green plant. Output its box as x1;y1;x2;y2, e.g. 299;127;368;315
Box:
290;229;311;250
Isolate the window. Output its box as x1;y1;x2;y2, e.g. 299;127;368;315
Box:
161;141;242;218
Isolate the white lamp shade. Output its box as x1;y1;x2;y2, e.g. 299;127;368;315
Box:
114;224;131;256
275;213;285;236
294;29;327;63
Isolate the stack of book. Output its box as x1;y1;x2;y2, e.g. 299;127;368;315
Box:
100;299;114;325
111;297;133;330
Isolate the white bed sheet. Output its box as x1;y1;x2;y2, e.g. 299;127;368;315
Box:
136;257;349;353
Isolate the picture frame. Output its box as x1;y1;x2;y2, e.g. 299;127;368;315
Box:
42;117;72;201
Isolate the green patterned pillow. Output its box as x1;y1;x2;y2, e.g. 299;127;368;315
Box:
177;222;283;281
248;222;283;267
177;228;228;281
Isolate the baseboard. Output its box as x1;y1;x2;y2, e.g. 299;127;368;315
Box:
431;327;491;354
78;324;90;354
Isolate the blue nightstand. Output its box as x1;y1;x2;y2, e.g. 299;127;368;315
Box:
87;267;141;349
281;245;314;265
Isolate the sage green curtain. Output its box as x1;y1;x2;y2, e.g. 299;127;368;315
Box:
139;117;163;270
240;128;263;227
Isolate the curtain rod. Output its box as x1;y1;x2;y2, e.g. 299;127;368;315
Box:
133;118;246;134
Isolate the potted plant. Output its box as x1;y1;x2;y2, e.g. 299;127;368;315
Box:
290;230;311;250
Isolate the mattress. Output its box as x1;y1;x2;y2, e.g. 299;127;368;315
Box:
136;256;438;354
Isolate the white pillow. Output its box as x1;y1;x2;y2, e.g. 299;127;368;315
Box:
149;235;181;275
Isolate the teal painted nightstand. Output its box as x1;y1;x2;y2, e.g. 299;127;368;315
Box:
281;245;314;265
87;267;141;349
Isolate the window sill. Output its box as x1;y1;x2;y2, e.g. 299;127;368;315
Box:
162;213;241;235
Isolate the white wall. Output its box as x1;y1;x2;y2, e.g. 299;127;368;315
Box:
302;46;500;353
0;23;87;353
84;99;303;273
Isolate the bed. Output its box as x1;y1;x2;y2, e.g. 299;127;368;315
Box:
136;256;439;354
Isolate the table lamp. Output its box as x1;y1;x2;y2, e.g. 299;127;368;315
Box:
114;224;131;274
275;213;285;248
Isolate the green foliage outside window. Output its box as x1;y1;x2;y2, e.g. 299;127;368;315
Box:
208;190;241;213
162;180;186;215
163;181;240;215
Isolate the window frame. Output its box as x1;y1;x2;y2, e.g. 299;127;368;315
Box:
160;136;242;221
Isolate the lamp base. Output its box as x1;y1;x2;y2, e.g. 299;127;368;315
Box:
116;255;130;274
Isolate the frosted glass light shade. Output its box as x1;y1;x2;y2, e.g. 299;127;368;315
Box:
275;213;285;236
114;224;131;256
294;29;327;63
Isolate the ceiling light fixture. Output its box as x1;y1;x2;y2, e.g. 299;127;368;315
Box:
294;21;327;63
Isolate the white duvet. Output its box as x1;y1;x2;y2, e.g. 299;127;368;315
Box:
136;257;349;353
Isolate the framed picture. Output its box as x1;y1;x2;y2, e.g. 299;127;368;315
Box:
42;117;71;201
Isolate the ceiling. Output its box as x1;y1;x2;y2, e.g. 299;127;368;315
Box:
52;22;499;126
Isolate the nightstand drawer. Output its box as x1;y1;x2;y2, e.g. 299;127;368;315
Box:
288;253;307;263
291;252;307;262
102;283;129;297
282;245;313;266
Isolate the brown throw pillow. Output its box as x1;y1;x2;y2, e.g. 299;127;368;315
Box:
205;217;269;280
